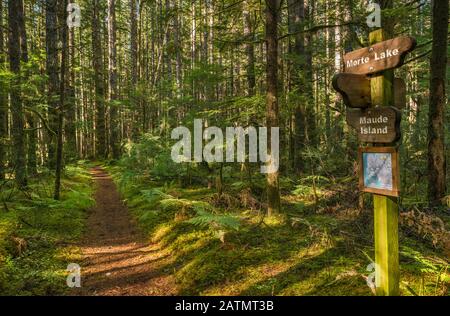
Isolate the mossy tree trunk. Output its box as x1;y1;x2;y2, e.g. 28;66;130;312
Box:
265;0;281;216
8;0;27;187
427;0;448;206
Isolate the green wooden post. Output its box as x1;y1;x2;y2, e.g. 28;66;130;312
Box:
369;29;400;296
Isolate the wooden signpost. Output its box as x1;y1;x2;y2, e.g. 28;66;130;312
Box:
332;30;417;296
343;36;416;75
333;75;407;110
346;106;401;143
332;73;371;108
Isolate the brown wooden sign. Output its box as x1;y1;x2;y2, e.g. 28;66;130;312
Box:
358;146;399;197
347;106;401;143
343;36;416;75
332;73;371;108
333;75;406;109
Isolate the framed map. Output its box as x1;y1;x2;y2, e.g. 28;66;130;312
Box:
358;147;399;197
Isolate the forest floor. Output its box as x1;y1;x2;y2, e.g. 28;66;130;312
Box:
101;162;449;296
0;163;95;295
1;162;448;295
73;167;177;295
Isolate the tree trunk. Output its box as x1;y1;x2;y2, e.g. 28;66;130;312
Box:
92;0;106;159
174;0;182;102
65;27;77;161
8;0;27;187
130;0;139;138
304;0;316;146
243;0;256;96
130;0;138;82
108;0;120;159
17;0;37;176
0;0;7;180
427;0;448;206
287;0;306;173
265;0;281;215
45;0;59;169
54;0;68;200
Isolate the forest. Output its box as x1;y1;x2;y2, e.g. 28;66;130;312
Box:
0;0;448;297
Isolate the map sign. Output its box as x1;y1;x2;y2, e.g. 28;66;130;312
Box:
358;147;399;196
363;152;393;190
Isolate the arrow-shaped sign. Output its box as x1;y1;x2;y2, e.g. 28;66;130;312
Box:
343;36;416;75
333;74;407;109
332;73;371;108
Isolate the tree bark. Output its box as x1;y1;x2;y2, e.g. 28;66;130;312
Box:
265;0;281;215
243;0;256;96
287;0;306;173
304;0;316;146
92;0;107;158
17;0;37;176
65;27;77;160
46;0;59;169
0;0;7;180
54;0;68;200
130;0;139;138
427;0;448;206
130;1;138;84
108;0;120;159
8;0;27;187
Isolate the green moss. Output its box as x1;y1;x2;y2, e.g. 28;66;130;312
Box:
107;163;449;296
0;162;94;295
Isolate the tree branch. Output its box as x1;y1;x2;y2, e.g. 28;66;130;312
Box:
23;106;56;136
404;49;432;65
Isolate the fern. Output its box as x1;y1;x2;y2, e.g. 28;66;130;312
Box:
187;209;241;231
159;198;189;212
141;188;173;207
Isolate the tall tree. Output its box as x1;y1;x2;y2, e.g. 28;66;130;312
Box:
130;0;138;84
304;0;316;146
92;0;107;158
243;0;256;96
108;0;120;159
427;0;448;206
0;0;7;180
8;0;27;187
265;0;281;215
17;0;37;176
54;0;69;200
46;0;59;169
287;0;306;173
65;26;77;160
130;0;139;138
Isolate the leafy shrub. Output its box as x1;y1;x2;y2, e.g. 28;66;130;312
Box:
120;133;185;181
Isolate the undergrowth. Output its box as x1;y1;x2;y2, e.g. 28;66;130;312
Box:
107;156;449;296
0;162;94;295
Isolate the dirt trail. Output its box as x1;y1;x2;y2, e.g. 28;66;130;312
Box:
74;167;177;296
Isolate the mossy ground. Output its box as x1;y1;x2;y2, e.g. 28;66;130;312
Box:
106;163;449;296
0;162;95;295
